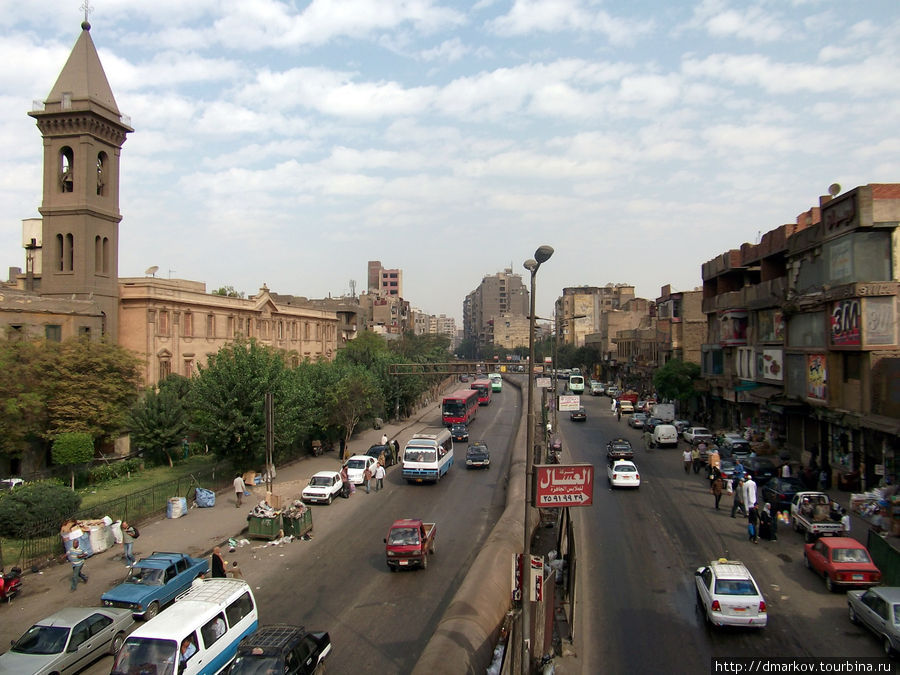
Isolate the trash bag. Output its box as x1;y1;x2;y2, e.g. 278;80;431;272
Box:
195;488;216;508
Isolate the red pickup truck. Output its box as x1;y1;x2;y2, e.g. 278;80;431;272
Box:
384;519;436;571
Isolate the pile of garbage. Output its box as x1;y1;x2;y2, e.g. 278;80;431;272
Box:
60;517;116;557
282;500;309;521
248;499;280;518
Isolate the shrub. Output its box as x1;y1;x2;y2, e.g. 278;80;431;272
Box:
0;480;82;538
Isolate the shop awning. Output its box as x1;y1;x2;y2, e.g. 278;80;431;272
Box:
859;414;900;436
743;385;783;402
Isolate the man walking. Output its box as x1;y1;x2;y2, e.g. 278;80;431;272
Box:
363;466;373;494
682;447;692;474
743;474;758;511
374;462;386;491
381;433;388;446
67;539;88;591
233;473;247;508
731;477;747;518
121;520;137;567
642;429;653;451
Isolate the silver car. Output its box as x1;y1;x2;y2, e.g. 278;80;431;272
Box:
847;586;900;655
0;606;134;674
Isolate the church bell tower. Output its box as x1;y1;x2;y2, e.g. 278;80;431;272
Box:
28;19;132;341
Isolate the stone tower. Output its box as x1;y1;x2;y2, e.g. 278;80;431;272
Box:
28;20;132;341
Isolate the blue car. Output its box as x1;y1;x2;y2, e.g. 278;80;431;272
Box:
101;551;209;620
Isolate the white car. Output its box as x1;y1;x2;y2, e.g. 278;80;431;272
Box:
694;559;767;628
301;470;344;504
682;426;713;445
344;455;378;485
607;460;640;489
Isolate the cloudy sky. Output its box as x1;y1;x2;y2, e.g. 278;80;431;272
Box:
1;0;898;323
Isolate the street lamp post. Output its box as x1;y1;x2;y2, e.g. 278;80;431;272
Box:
523;245;553;674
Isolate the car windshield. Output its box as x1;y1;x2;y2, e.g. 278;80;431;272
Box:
715;579;758;595
404;449;437;463
467;448;487;458
126;566;165;585
389;527;421;546
833;548;871;563
12;625;69;654
694;428;710;435
111;638;177;675
443;402;465;415
230;654;285;674
309;476;333;487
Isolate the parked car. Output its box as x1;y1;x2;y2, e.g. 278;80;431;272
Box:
606;386;620;398
465;442;491;469
644;417;664;432
100;552;209;619
607;438;634;461
744;457;778;482
607;459;640;489
343;455;378;485
450;423;469;442
301;470;344;505
0;606;134;674
617;400;635;414
229;623;332;675
365;444;395;467
804;537;881;592
682;427;713;445
694;559;767;628
570;407;587;422
590;381;605;395
759;476;805;513
847;586;900;656
0;477;24;491
720;433;752;458
628;412;648;429
673;419;691;433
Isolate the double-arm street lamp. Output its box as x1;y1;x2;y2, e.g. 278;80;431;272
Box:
522;244;553;674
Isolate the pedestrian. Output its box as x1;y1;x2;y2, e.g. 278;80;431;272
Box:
121;520;137;567
233;473;247;508
363;466;373;494
67;538;88;591
743;474;758;511
229;560;244;580
733;460;745;481
711;469;724;510
211;546;227;578
682;447;692;474
818;468;828;491
642;430;654;451
691;445;701;473
781;462;792;478
617;408;622;422
381;433;388;446
748;505;760;543
731;477;747;518
841;508;851;535
374;462;386;491
339;437;346;461
759;503;777;541
392;439;401;464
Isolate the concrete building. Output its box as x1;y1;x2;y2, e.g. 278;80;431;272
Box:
655;285;704;366
556;285;635;348
492;312;531;350
367;260;403;298
463;268;529;351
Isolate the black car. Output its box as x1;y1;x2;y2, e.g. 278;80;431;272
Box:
365;444;395;467
570;407;587;422
744;456;778;483
644;417;664;432
760;476;805;513
450;423;469;442
229;624;331;675
607;438;634;461
465;442;491;469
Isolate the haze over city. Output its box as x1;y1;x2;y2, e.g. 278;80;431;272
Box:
1;0;897;322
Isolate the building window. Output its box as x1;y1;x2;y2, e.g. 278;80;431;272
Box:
183;312;193;337
8;325;24;342
65;233;74;272
78;326;91;338
45;324;62;342
159;358;171;380
184;358;194;376
59;147;74;192
96;152;107;196
227;316;234;337
843;352;861;381
207;314;216;338
304;322;310;339
291;321;298;339
277;321;284;340
56;234;64;271
102;237;109;274
158;310;169;336
95;236;102;273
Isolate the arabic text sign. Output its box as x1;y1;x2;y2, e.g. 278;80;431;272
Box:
558;394;580;411
535;464;593;507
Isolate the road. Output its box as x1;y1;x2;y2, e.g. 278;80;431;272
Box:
559;390;885;672
78;384;520;674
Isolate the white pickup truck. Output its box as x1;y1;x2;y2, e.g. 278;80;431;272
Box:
790;491;845;541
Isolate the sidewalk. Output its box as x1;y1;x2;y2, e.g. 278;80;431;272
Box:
0;406;439;647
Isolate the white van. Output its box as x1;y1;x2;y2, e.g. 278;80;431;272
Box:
652;424;679;448
402;428;454;483
111;578;258;675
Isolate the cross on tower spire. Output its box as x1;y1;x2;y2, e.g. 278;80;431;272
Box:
81;0;93;28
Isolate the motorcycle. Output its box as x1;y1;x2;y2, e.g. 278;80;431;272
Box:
0;566;22;602
547;436;562;464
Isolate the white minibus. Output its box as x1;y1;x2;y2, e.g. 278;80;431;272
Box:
111;578;258;675
402;428;454;483
568;375;585;394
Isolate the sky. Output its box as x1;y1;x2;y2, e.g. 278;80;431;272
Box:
1;1;898;324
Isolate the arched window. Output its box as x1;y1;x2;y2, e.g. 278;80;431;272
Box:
56;234;64;271
94;236;102;272
65;233;74;271
103;237;109;274
59;147;74;192
96;152;107;196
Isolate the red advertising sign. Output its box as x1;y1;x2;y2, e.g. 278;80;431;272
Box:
535;464;593;507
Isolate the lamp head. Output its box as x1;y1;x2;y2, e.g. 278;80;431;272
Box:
523;259;538;273
534;245;554;264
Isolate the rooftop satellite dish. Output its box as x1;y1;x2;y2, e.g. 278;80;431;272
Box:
828;183;841;197
145;265;159;277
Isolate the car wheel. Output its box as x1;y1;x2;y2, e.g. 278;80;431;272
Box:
884;635;894;657
327;494;333;505
144;601;160;620
804;554;811;569
422;553;428;570
825;575;834;592
848;604;859;624
110;631;126;654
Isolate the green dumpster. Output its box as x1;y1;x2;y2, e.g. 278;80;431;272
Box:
247;515;281;540
282;508;313;538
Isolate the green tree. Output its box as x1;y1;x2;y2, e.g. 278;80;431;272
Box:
325;366;384;441
129;385;190;467
52;432;94;490
0;339;49;459
653;359;701;402
0;480;81;538
211;285;245;298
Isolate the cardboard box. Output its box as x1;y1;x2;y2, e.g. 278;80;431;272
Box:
266;492;283;509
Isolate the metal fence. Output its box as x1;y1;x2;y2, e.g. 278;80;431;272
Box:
4;462;233;570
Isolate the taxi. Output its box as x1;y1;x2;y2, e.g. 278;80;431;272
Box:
694;559;767;628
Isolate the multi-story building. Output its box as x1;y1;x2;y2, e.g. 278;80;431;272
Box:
463;269;529;351
556;285;635;348
367;260;403;297
491;312;531;350
655;285;704;366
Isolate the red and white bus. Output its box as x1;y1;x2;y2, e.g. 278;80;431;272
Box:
442;389;479;427
471;378;492;406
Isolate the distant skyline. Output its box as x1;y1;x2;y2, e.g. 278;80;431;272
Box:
1;1;898;323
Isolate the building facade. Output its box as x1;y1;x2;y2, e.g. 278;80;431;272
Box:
463;268;529;350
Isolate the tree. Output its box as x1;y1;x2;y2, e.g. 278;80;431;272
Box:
212;285;245;298
653;359;701;402
52;432;94;490
129;385;190;467
324;366;384;442
0;339;49;459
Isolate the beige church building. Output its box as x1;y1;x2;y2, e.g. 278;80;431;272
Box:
2;20;338;385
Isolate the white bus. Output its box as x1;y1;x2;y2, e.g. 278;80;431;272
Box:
402;428;454;484
488;372;502;392
568;375;585;394
111;578;258;675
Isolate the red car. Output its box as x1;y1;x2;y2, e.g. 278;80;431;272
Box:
803;537;881;592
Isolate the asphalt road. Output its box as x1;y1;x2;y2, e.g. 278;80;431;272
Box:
558;391;886;672
76;384;520;675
